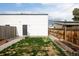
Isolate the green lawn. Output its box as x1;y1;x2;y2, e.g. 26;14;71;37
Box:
0;37;66;56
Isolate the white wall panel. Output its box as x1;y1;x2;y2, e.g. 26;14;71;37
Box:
0;15;48;36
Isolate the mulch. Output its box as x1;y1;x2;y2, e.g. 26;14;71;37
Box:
0;40;8;46
0;39;12;46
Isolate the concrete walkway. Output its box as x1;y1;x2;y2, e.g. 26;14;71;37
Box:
0;36;25;51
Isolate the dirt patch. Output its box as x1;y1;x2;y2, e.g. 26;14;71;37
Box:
47;46;57;56
0;39;13;46
0;40;8;46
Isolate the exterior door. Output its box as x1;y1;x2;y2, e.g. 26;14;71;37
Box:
23;25;27;35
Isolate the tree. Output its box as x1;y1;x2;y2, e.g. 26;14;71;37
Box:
73;8;79;21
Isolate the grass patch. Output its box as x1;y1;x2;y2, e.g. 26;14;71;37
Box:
0;37;66;56
0;37;51;56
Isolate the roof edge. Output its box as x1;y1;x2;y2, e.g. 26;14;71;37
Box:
0;14;48;15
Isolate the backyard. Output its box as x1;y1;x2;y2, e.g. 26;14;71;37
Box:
0;37;66;56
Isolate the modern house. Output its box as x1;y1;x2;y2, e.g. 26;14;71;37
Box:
0;13;48;36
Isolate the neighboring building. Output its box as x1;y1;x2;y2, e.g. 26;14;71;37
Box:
53;21;79;28
0;13;48;36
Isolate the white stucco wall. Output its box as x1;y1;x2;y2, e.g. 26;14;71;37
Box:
0;14;48;36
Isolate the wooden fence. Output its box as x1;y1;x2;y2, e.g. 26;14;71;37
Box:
0;25;16;40
48;28;79;46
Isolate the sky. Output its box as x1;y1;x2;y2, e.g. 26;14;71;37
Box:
0;3;79;21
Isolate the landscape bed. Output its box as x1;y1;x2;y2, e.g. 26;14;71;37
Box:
0;37;65;56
